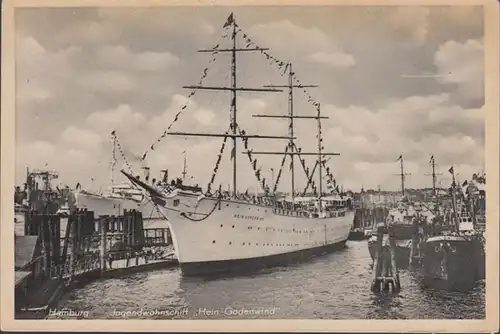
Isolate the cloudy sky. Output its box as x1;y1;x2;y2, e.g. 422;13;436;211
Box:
15;6;485;193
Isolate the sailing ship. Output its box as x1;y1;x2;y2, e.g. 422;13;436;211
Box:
122;14;355;276
423;167;486;291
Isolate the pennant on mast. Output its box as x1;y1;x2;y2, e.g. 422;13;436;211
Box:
223;13;234;28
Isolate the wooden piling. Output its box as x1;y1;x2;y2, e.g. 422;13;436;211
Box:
409;218;419;267
100;217;107;275
371;225;401;293
370;225;384;292
389;234;401;292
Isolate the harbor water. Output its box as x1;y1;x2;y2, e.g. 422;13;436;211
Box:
39;224;484;320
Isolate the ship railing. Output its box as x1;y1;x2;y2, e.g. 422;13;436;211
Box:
272;208;347;219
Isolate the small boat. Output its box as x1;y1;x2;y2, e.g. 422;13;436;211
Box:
348;227;370;241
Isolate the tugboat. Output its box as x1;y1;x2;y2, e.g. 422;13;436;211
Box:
422;167;486;291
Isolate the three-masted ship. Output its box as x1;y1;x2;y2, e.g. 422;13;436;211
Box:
122;14;355;276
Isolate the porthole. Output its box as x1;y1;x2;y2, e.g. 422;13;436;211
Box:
229;242;232;245
232;225;235;228
212;240;216;243
243;242;246;245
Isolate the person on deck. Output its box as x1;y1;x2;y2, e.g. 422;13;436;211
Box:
107;253;113;269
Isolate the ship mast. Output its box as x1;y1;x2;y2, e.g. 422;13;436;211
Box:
425;155;442;200
230;22;237;193
260;63;318;200
317;104;323;198
394;154;410;197
167;14;291;198
449;166;460;232
251;102;337;202
110;132;117;190
182;151;188;181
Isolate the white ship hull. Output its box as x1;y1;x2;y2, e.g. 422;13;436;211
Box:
155;190;354;276
74;191;163;219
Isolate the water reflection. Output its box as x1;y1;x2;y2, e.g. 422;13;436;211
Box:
49;240;485;320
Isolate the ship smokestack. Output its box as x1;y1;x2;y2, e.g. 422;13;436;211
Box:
142;167;150;182
161;169;168;183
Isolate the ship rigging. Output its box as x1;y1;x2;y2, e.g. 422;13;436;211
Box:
120;13;355;276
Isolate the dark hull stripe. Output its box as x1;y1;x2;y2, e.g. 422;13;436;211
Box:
348;231;370;241
180;240;346;277
423;239;485;291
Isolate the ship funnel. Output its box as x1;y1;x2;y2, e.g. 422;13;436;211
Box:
142;166;151;182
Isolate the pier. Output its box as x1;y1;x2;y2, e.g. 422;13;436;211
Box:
15;209;177;319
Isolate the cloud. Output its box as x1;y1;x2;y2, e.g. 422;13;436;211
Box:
388;6;430;42
56;20;123;46
16;34;81;83
308;52;356;68
60;126;102;151
77;70;137;92
96;8;216;39
95;45;180;72
248;20;354;66
13;7;485;192
434;38;484;101
193;109;216;126
85;104;148;137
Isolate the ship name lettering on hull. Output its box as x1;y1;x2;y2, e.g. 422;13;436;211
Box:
233;214;264;221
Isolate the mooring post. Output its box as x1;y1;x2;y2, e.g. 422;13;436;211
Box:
381;244;391;292
371;225;384;292
371;224;401;293
100;217;105;275
70;212;76;279
409;218;419;267
389;232;401;292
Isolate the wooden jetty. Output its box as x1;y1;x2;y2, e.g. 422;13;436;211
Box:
15;208;176;319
